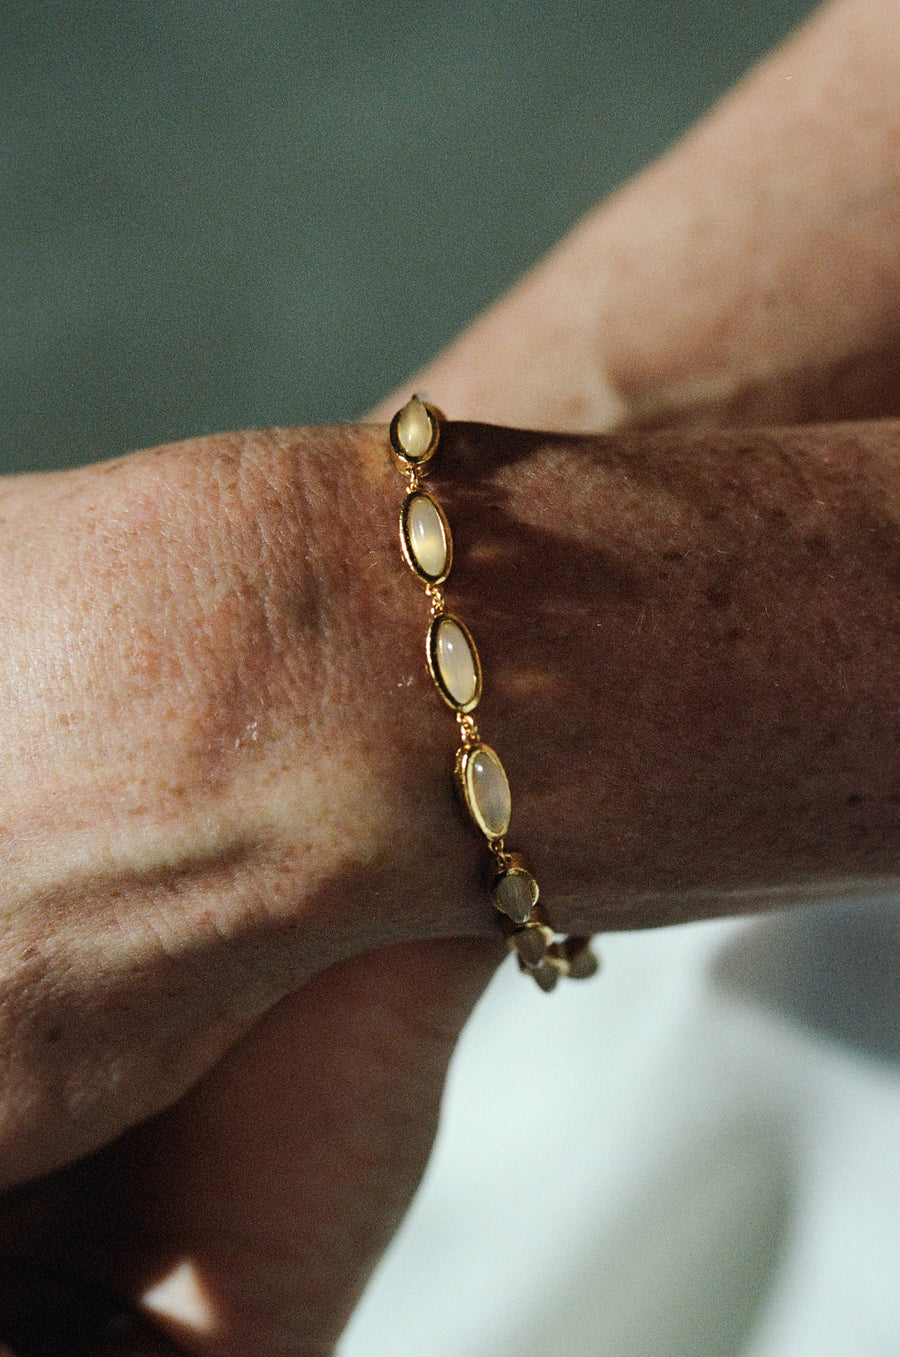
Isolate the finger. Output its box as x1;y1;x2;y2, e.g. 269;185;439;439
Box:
372;0;900;431
109;938;503;1356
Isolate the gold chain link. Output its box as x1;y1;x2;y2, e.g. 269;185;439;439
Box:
456;712;480;745
425;583;445;616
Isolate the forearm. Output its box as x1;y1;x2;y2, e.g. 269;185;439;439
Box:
19;414;890;941
380;0;900;431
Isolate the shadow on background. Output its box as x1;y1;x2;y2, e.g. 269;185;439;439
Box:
712;898;900;1066
493;1116;796;1357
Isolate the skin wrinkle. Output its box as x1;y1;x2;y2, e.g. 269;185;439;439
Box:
175;439;310;766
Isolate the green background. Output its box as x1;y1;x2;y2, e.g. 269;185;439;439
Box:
1;1;815;473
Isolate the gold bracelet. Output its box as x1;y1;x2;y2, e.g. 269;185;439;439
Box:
389;396;599;991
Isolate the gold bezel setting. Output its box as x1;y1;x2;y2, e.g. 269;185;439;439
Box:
400;490;452;584
426;613;482;713
455;741;512;840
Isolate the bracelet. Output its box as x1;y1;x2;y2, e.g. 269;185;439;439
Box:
389;396;599;991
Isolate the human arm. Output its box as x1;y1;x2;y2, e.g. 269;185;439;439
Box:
1;411;900;1355
4;0;900;1348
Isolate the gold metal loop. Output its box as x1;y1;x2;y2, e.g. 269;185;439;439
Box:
456;712;480;745
425;584;445;616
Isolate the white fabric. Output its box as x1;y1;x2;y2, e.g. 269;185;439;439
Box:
340;902;900;1356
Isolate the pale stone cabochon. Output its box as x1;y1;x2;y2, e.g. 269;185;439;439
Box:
401;491;451;583
428;614;481;711
462;743;511;839
393;394;436;463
